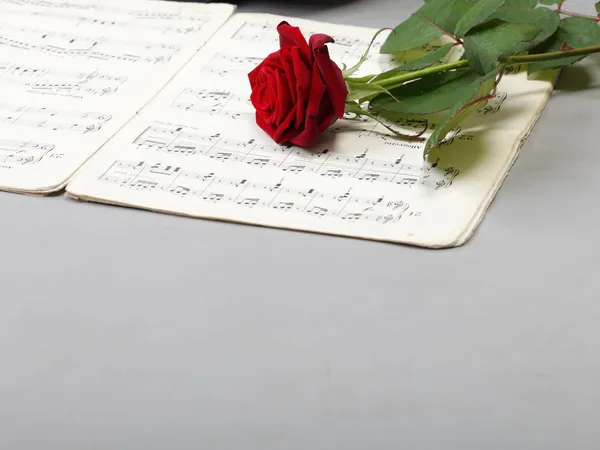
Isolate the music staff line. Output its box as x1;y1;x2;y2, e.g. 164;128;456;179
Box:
5;0;216;22
224;21;529;80
4;0;97;9
0;4;211;35
0;102;111;133
0;137;55;167
199;54;265;77
169;87;253;119
229;21;380;61
132;125;459;190
167;84;503;145
0;62;128;96
0;23;181;64
98;160;415;224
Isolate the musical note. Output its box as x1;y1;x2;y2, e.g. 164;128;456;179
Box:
227;21;376;61
199;54;266;79
0;62;128;97
53;10;553;250
97;159;413;225
169;88;253;118
476;92;508;115
130;123;459;190
229;21;275;44
0;138;54;168
0;102;111;133
0;24;181;64
0;0;238;195
0;1;212;35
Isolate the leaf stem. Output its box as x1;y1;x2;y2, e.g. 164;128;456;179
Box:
502;43;600;63
346;44;600;91
418;13;463;45
554;8;600;22
359;60;471;89
343;102;427;141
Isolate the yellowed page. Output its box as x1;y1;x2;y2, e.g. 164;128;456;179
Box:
0;0;235;194
66;12;556;248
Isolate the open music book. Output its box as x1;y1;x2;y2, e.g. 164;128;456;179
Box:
0;0;557;248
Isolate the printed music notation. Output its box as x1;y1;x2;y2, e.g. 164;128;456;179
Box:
0;3;212;35
73;15;210;35
0;102;111;133
0;138;55;168
504;64;524;74
131;124;460;190
476;92;508;115
199;53;265;78
0;24;181;64
229;21;274;43
201;26;452;83
225;20;456;69
228;20;376;61
0;6;209;34
169;88;253;119
4;0;209;17
0;62;127;97
5;0;215;23
4;0;99;10
99;160;415;224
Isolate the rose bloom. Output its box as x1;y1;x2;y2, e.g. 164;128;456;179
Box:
248;21;349;148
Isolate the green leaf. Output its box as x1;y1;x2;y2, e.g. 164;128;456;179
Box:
380;0;473;53
528;17;600;73
462;20;542;74
345;81;398;102
369;68;489;115
504;0;538;7
459;4;560;75
595;1;600;14
539;0;561;5
490;5;560;48
380;1;445;54
455;0;506;37
424;69;500;155
379;15;442;54
396;43;455;71
435;0;477;36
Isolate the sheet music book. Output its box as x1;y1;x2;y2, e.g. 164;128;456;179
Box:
0;0;235;193
0;0;557;248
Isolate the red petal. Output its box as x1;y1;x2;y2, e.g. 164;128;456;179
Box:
250;83;269;111
315;94;338;133
279;48;298;106
249;51;283;85
272;107;297;143
289;63;327;148
309;33;348;119
255;111;278;142
275;70;293;125
261;68;279;124
248;61;264;88
277;21;310;60
291;47;312;127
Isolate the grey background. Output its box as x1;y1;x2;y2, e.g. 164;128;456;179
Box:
1;0;599;449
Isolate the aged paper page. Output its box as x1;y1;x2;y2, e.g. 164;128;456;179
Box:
0;0;235;194
66;13;556;248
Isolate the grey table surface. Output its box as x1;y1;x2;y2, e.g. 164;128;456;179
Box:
1;0;599;449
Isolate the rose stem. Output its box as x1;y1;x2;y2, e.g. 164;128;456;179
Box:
352;43;600;90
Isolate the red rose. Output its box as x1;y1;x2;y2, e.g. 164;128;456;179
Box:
248;21;348;148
